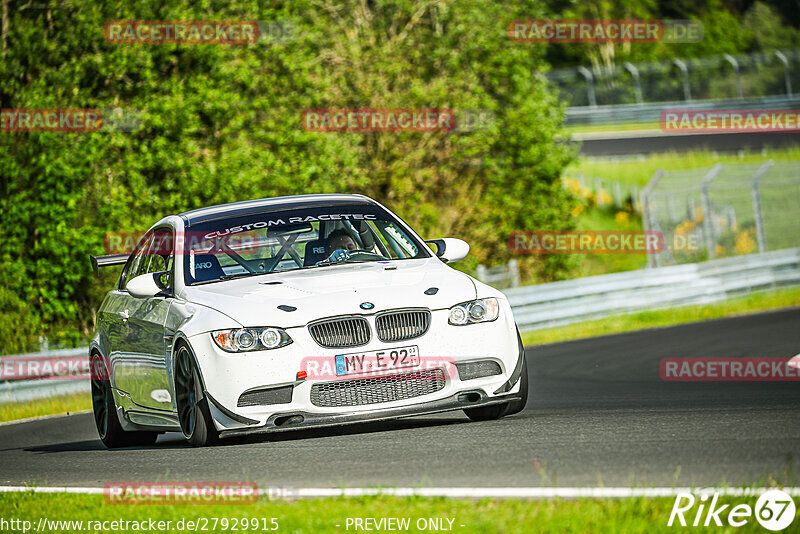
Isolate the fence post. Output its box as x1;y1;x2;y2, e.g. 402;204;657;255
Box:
508;259;520;288
673;59;692;101
641;169;664;268
751;160;774;253
476;264;488;284
701;164;724;259
613;181;622;208
577;66;597;107
775;51;792;96
623;62;643;105
723;54;743;99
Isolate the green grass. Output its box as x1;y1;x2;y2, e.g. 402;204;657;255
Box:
565;121;661;135
522;286;800;346
0;492;771;533
568;147;800;187
0;391;90;423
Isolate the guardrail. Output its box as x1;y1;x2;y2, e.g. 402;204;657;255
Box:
476;259;520;289
504;247;800;331
0;347;90;404
2;248;799;403
565;95;800;126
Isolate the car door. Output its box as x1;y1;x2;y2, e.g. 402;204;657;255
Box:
106;232;151;393
116;228;175;413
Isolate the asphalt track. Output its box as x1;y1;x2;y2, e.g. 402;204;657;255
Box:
574;130;800;156
1;308;798;489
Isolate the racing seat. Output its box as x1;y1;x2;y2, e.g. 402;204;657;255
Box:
303;239;329;267
191;254;225;283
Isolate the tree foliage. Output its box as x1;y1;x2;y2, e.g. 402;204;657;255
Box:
1;0;576;351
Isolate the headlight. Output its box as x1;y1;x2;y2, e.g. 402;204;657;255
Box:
212;327;292;352
448;298;500;325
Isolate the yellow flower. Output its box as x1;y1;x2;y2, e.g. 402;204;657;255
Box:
595;190;612;206
571;204;585;217
715;244;725;256
734;229;756;255
615;211;630;226
693;207;704;223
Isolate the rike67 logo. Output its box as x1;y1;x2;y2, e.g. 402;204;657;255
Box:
668;490;796;530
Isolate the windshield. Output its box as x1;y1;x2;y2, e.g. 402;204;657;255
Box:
182;204;429;285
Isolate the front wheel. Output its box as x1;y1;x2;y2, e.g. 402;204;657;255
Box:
175;344;219;447
91;353;158;448
463;402;509;421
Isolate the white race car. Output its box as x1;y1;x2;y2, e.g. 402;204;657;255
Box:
89;194;528;447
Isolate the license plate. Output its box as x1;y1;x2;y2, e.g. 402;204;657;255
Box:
335;346;420;376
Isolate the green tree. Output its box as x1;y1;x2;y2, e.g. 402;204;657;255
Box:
0;0;575;352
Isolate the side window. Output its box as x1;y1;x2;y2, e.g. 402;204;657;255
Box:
120;233;153;289
142;229;175;289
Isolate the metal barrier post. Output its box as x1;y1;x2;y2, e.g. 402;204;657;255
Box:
775;51;792;96
641;169;664;267
673;59;691;102
577;66;597;107
751;160;774;253
623;62;643;105
723;54;743;99
701;164;724;259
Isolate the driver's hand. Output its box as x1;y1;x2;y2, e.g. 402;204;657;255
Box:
317;248;350;265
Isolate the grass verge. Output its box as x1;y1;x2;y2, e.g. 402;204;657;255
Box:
565;121;661;134
568;147;800;187
0;492;768;533
522;286;800;346
0;391;90;424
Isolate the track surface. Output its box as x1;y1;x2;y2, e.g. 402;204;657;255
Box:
1;308;799;488
575;130;800;156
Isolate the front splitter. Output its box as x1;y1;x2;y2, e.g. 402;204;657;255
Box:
218;389;522;439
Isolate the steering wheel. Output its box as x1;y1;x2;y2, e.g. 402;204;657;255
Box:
348;249;387;259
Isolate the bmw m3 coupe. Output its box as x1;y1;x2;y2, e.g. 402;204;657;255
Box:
90;194;528;447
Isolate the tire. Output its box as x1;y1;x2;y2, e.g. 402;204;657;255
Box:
90;353;159;448
463;330;529;421
463;402;509;421
174;344;219;447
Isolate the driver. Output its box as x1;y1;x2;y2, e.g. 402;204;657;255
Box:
316;229;359;265
325;229;358;254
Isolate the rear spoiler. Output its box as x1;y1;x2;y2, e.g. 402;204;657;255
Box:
90;254;129;276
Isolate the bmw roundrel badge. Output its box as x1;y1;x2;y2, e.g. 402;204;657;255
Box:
360;302;375;310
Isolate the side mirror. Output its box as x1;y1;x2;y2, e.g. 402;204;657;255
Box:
425;238;470;263
126;272;170;299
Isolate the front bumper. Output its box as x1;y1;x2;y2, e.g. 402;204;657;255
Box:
186;305;522;432
213;388;523;438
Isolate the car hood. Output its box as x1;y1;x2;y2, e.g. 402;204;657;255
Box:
181;258;477;327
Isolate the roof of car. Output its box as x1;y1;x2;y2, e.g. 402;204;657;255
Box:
178;194;376;226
